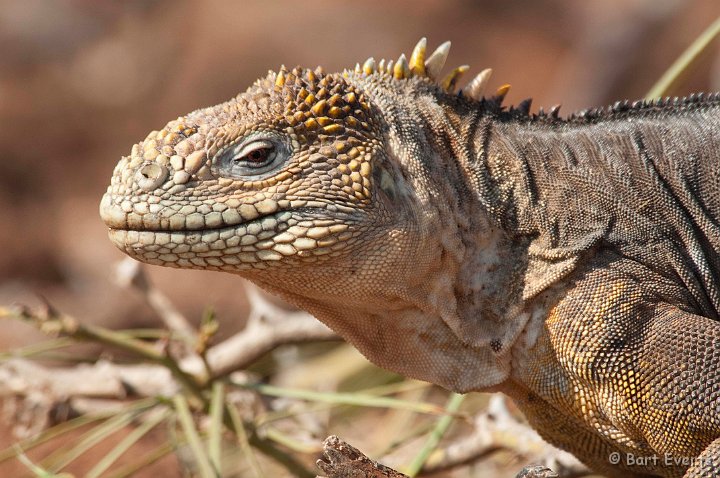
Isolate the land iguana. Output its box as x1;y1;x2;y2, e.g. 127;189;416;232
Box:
100;39;720;477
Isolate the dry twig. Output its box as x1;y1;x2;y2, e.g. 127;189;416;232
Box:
316;436;409;478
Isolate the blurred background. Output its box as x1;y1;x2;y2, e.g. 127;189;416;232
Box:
1;0;719;476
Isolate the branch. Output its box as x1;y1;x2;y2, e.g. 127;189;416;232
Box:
114;258;197;345
316;436;409;478
183;308;338;379
0;298;337;402
421;396;589;477
3;304;204;402
0;358;176;400
180;280;339;379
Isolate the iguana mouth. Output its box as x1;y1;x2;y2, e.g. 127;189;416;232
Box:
106;206;352;268
99;190;289;233
105;210;289;235
104;206;355;235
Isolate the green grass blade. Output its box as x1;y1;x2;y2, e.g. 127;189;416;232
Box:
0;413;110;463
207;381;225;474
115;328;168;339
0;337;74;360
403;392;465;477
85;408;170;478
42;413;135;472
257;379;431;425
103;441;177;478
238;382;451;416
14;447;73;478
226;404;264;478
39;399;156;472
41;412;138;472
262;426;320;454
646;15;720;99
247;435;315;478
173;394;217;478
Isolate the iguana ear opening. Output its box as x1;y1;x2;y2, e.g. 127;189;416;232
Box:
373;162;399;201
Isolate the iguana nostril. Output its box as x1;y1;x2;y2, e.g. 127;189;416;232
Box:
136;162;168;191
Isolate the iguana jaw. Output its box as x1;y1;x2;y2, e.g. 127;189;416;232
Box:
103;206;357;271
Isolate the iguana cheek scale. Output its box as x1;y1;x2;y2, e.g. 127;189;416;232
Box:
101;38;720;477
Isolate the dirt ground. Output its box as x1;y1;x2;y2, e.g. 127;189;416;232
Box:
1;1;719;476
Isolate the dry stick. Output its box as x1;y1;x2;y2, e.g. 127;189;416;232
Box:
317;436;410;478
420;396;588;476
182;284;339;379
114;258;197;345
646;14;720;99
0;294;337;397
197;312;337;378
3;305;206;409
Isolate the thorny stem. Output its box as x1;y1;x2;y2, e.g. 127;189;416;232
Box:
2;306;206;406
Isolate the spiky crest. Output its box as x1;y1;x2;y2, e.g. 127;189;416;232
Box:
269;38;720;127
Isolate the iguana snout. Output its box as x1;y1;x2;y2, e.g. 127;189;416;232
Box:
100;67;414;279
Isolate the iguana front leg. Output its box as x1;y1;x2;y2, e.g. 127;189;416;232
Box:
612;301;720;478
685;438;720;477
512;259;720;478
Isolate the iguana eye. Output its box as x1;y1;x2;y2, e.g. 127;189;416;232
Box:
243;146;271;164
214;136;290;180
233;140;275;168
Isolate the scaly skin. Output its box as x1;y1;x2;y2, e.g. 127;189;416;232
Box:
100;40;720;477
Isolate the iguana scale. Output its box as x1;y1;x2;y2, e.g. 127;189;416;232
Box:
100;39;720;477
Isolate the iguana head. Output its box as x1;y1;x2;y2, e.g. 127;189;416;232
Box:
100;38;489;288
101;39;518;391
101;66;384;271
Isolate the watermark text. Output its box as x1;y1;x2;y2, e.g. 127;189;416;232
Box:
608;451;714;468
